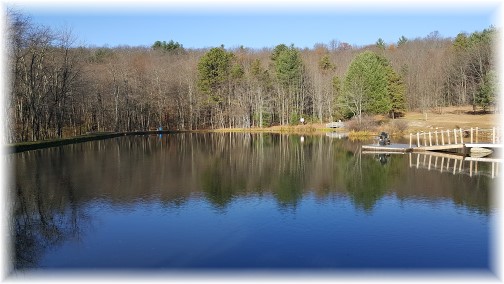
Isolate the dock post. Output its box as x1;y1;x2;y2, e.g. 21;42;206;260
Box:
409;153;412;167
459;128;464;144
417;132;420;147
475;127;479;143
447;130;451;144
423;132;427;146
470;161;473;177
429;132;432;146
493;127;496;144
470;128;473;144
441;130;445;145
435;131;439;145
454;129;458;144
410;133;412;148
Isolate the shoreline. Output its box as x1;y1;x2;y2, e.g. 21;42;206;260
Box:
6;107;500;153
6;130;178;154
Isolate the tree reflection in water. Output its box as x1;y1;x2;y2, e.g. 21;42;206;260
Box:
10;133;493;269
12;149;91;269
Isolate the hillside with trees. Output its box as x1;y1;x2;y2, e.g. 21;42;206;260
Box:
5;10;498;143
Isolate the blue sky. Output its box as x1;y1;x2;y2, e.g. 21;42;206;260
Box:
7;1;501;49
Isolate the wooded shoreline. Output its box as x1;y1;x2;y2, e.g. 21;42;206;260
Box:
6;10;496;144
7;104;500;154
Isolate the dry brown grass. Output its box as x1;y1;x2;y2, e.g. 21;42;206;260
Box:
207;106;500;136
400;106;500;133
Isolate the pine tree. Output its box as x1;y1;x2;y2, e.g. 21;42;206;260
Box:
270;44;288;62
274;45;303;87
273;44;304;124
197;47;233;103
318;54;334;73
152;40;184;53
397;36;408;48
340;51;390;120
376;38;386;50
385;66;406;118
475;70;497;112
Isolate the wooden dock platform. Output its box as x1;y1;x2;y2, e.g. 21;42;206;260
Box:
362;142;500;153
362;128;504;178
363;127;503;154
362;144;414;152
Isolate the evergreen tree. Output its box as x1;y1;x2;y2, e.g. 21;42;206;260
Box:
453;33;469;51
272;44;304;124
197;47;233;103
230;63;244;80
318;54;334;72
271;44;288;62
275;46;303;87
385;65;406;118
397;36;408;47
475;70;497;112
339;51;390;120
152;40;184;53
376;38;386;50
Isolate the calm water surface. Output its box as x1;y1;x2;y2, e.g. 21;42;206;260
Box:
10;133;497;270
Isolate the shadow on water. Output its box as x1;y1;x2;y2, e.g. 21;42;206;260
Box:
10;133;495;269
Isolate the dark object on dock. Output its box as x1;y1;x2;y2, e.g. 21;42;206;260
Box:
379;132;391;146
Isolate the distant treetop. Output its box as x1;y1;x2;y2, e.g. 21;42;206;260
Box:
152;40;184;53
376;38;386;50
397;36;408;47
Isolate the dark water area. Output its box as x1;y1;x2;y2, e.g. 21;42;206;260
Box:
8;133;497;271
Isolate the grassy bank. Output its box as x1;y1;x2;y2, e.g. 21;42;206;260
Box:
206;106;499;139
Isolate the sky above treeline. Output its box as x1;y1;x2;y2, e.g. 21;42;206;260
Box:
5;0;501;49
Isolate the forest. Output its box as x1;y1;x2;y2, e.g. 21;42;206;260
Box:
5;10;498;143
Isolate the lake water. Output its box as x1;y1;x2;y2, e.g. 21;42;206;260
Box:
9;133;497;271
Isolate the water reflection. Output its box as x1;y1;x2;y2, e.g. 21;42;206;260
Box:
408;151;501;178
10;133;495;269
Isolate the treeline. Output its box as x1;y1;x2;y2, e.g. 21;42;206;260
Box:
6;10;497;143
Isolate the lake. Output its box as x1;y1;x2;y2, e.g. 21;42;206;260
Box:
9;133;497;271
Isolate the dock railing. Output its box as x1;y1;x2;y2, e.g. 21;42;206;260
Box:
409;127;501;149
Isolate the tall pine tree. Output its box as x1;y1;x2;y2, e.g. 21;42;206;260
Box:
385;65;406;118
340;51;390;121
